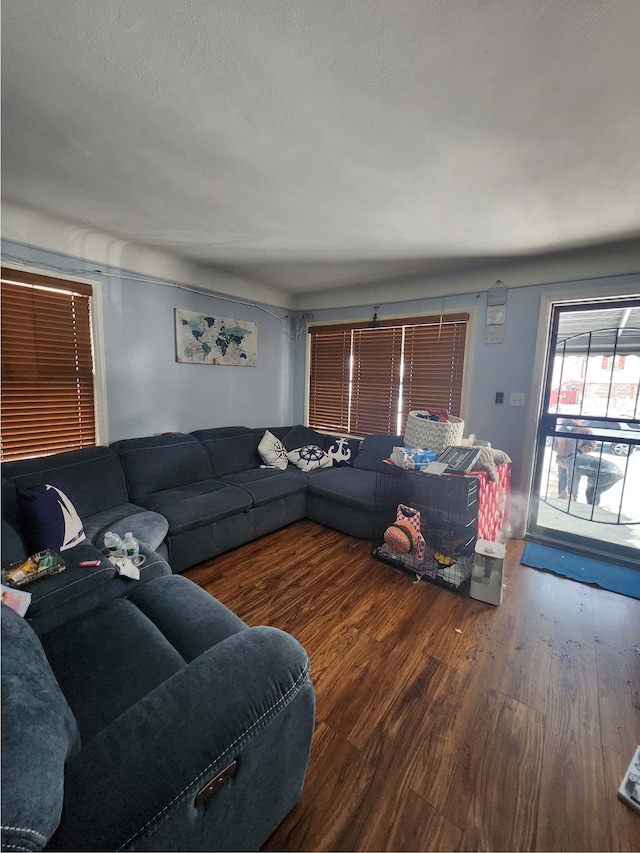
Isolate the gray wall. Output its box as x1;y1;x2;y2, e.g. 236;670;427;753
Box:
292;276;639;503
100;274;293;440
4;237;637;511
2;240;295;441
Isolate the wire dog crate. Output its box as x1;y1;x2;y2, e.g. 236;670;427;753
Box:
371;463;479;594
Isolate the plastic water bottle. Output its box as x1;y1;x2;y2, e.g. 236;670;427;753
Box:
122;532;140;559
103;530;124;555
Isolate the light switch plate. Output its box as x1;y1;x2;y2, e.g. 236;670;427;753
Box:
509;393;525;407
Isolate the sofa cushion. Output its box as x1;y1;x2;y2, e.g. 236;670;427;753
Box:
137;481;252;534
222;468;308;507
2;446;131;520
40;576;250;746
2;517;27;567
19;543;116;620
18;483;87;553
82;505;168;551
352;434;404;471
282;425;328;452
126;574;247;662
258;429;289;470
1;604;80;852
111;434;212;500
194;428;267;477
41;597;187;744
306;466;378;511
287;445;333;472
19;541;172;636
2;477;27;566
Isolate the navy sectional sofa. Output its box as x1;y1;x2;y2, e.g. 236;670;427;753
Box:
1;575;315;852
105;425;401;572
0;423;402;852
1;424;400;621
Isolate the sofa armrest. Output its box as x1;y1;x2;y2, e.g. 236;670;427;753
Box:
87;509;169;553
50;626;315;852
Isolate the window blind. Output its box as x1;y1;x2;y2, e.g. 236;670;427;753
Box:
1;268;96;461
308;312;468;435
402;319;467;417
351;326;403;435
308;329;351;432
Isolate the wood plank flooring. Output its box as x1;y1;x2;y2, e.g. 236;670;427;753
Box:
184;520;640;852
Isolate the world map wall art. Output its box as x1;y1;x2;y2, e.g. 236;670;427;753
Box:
175;308;258;366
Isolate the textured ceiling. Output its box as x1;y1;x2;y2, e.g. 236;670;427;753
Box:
2;0;640;297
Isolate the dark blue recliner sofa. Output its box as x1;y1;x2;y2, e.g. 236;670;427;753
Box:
1;429;324;851
1;575;315;852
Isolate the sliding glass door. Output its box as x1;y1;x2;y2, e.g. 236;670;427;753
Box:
526;298;640;569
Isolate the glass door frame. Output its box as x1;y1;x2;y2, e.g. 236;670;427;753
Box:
525;294;640;570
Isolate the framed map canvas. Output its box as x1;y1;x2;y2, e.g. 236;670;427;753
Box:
175;309;257;366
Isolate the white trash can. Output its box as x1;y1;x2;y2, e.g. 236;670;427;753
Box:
470;539;506;605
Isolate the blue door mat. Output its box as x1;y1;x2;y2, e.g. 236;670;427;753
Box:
522;542;640;600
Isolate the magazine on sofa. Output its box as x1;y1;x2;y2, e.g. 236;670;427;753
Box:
1;584;32;617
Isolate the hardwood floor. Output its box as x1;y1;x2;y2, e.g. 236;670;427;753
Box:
184;520;640;852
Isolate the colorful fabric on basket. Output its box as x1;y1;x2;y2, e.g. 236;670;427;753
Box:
390;446;439;470
414;409;450;422
395;504;425;560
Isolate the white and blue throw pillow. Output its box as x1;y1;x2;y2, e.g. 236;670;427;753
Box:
286;445;333;472
18;484;86;553
257;430;289;470
325;436;360;467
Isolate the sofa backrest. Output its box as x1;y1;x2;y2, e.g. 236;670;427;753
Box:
2;477;28;566
280;425;327;452
191;426;295;477
192;427;261;477
190;426;252;443
1;603;81;852
1;447;131;523
111;433;212;499
352;434;404;471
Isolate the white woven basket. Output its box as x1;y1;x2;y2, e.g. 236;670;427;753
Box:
404;411;464;454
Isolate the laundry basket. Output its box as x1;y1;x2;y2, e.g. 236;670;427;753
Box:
403;411;464;454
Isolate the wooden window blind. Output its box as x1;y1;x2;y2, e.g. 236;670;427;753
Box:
308;312;468;435
351;326;403;435
308;329;351;432
402;318;467;418
1;267;96;461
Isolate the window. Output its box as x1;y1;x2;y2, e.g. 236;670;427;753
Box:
308;312;468;435
1;267;97;461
